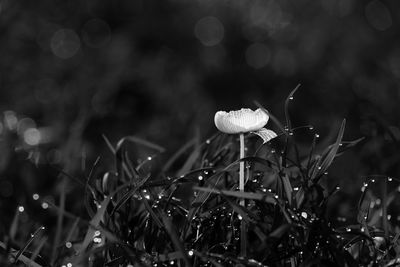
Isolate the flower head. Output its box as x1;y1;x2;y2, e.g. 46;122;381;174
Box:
214;108;269;134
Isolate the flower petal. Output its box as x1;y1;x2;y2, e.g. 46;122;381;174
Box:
252;128;277;143
214;108;269;134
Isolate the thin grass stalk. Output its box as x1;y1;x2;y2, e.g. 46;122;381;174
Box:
382;177;388;238
239;133;247;257
51;177;66;264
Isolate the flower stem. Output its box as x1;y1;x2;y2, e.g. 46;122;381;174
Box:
239;133;246;257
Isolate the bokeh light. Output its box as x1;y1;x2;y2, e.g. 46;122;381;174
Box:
23;128;41;146
50;29;81;59
365;0;392;31
194;16;224;47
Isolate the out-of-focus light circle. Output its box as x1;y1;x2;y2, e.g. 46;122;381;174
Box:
4;111;18;131
24;128;41;146
33;193;40;200
194;16;224;47
245;43;271;69
82;19;111;48
50;29;81;59
18;206;24;212
17;118;36;136
249;0;290;32
365;0;392;31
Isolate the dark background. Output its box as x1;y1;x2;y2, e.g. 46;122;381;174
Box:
1;0;400;227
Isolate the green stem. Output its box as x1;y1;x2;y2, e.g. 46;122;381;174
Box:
239;133;245;205
239;133;246;257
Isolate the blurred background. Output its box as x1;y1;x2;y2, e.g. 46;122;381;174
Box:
1;0;400;229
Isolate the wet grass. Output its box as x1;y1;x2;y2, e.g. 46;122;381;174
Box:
1;90;400;266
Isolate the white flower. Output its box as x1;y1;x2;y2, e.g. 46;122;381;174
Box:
214;108;269;134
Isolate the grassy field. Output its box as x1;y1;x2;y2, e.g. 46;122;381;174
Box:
1;90;399;267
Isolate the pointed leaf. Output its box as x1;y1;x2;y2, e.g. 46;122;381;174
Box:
252;128;277;143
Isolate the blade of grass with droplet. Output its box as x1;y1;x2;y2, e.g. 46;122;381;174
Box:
160;213;192;267
284;84;301;132
306;134;317;176
139;191;163;228
335;137;365;157
116;136;165;153
65;217;80;245
311;119;346;180
15;226;45;262
194;187;276;204
281;172;293;205
76;197;110;255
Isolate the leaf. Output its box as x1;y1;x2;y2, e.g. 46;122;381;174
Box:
14;226;46;262
252;128;278;143
160;214;192;267
269;224;292;239
311;119;346;180
76;197;110;255
0;241;44;267
116;135;165;153
194;186;276;204
284;84;301;132
281;172;293;205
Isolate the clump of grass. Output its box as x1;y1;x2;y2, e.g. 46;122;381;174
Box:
1;89;400;267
